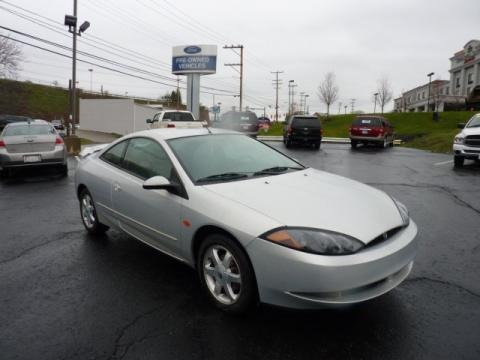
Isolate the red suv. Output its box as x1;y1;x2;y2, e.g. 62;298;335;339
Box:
349;116;395;149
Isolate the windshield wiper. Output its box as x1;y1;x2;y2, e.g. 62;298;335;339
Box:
253;166;304;176
196;172;249;183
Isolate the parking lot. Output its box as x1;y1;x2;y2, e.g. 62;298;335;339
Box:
1;142;479;360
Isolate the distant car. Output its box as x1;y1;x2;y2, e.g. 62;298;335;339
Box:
349;115;395;149
257;116;271;131
0;114;32;132
283;115;322;149
75;127;417;313
453;113;480;167
146;110;206;129
51;119;65;131
213;111;259;137
0;120;68;177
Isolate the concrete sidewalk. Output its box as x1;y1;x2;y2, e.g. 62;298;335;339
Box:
77;129;120;144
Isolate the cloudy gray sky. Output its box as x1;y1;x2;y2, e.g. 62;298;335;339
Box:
1;0;479;117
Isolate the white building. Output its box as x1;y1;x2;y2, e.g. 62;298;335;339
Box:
79;99;160;135
449;40;480;98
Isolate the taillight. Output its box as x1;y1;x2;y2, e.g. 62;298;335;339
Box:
167;123;176;128
287;127;292;134
0;140;5;148
55;136;64;145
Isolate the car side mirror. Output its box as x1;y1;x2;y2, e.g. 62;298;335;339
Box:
457;123;466;129
146;119;153;124
143;176;179;192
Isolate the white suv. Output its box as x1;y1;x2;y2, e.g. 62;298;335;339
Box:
146;110;206;129
453;113;480;167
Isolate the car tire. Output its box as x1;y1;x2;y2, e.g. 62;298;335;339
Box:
454;156;464;168
389;137;394;147
60;164;68;177
79;188;109;235
197;233;257;314
381;138;388;148
285;139;292;148
314;142;321;150
351;140;357;149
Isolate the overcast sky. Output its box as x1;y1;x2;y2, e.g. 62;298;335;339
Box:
1;0;479;117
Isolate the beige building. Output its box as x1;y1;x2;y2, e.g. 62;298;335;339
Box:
449;40;480;98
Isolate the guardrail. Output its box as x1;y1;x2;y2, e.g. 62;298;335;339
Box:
257;136;403;145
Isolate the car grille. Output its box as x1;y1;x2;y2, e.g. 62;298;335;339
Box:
464;149;480;154
6;143;55;153
365;227;403;248
465;135;480;147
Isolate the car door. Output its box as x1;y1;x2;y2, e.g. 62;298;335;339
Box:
111;137;184;257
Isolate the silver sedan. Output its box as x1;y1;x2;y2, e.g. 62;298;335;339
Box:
75;128;417;313
0;120;68;177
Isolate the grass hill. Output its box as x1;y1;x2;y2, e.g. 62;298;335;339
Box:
264;111;477;153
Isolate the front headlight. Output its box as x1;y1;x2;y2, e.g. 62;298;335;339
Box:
260;227;364;255
392;197;410;226
454;136;464;144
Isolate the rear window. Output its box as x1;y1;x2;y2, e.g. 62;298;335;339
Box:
163;112;195;122
221;112;258;123
4;124;56;136
292;117;321;128
353;118;383;126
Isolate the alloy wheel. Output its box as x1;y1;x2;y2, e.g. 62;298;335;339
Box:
81;194;96;229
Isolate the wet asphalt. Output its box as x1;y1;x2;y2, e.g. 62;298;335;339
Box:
0;143;479;360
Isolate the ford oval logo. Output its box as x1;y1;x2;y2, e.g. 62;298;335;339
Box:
184;46;201;54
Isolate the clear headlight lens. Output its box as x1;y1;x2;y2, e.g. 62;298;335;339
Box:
454;136;464;144
260;227;364;255
392;197;410;226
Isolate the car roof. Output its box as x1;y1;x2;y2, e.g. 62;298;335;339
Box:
4;119;49;127
355;115;388;119
157;110;192;113
122;127;239;141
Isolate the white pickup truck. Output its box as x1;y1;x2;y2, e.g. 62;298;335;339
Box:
453;113;480;167
146;110;207;129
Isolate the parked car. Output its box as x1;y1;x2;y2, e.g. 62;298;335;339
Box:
213;111;259;137
453;113;480;167
0;120;68;177
146;110;206;129
349;116;395;149
0;114;32;132
51;119;65;131
283;115;322;149
75;128;417;313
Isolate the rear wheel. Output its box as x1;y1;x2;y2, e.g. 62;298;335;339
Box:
351;140;357;149
381;137;388;148
285;139;292;148
198;233;257;314
60;164;68;177
314;142;321;150
454;156;464;168
79;188;109;235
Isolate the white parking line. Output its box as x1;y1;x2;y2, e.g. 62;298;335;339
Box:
434;160;453;166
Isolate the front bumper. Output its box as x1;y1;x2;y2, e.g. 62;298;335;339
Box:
246;220;418;309
0;146;67;170
453;144;480;160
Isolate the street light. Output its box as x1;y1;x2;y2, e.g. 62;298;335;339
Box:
304;94;310;114
88;68;93;92
64;0;90;136
373;92;379;114
288;80;294;115
427;72;434;112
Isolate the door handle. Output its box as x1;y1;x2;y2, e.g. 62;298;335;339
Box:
113;183;121;192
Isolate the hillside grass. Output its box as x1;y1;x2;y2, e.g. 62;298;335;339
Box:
264;111;476;153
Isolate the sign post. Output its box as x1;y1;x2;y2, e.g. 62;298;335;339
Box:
172;45;217;120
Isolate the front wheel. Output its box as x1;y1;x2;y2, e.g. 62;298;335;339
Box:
79;188;109;235
454;156;464;168
198;233;257;314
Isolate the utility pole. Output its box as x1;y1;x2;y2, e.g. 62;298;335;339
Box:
304;94;309;114
299;92;305;115
350;98;356;114
288;80;294;116
224;45;244;111
344;105;348;115
338;102;342;114
427;72;434;112
88;68;93;92
271;70;283;122
373;92;379;114
176;75;180;110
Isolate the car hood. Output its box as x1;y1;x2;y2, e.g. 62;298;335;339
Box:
203;168;404;244
460;127;480;136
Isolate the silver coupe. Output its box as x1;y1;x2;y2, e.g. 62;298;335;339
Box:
75;128;417;313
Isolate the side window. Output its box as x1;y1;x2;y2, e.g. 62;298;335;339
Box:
162;112;172;121
122;138;174;180
153;113;160;121
101;141;128;166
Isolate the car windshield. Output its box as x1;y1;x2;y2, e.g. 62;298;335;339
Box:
163;112;195;122
4;124;56;136
168;134;304;183
292;117;321;128
466;115;480;128
353;118;383;126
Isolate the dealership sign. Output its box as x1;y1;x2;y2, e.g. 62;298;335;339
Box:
172;45;217;75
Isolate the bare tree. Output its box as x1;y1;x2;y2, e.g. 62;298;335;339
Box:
317;72;339;118
0;34;23;79
376;77;393;113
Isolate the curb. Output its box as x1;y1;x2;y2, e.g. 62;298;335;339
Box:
257;136;403;145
